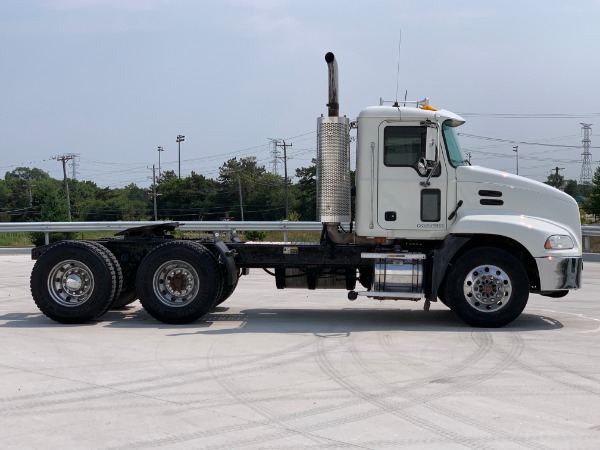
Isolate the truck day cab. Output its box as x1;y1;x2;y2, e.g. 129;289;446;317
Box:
30;52;583;327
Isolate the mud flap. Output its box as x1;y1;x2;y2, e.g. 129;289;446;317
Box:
214;241;238;286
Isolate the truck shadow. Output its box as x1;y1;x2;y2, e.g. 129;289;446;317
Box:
0;306;563;333
168;307;563;335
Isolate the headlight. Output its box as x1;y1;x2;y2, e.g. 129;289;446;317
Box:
544;235;574;249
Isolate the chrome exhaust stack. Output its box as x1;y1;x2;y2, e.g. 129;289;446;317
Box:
317;52;351;232
325;52;339;117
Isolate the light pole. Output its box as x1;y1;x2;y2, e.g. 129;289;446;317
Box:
176;135;185;178
513;145;519;175
157;146;164;177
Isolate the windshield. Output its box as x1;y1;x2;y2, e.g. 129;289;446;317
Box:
443;121;468;167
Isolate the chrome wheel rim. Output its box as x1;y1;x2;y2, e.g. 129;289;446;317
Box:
48;260;95;307
152;260;200;307
463;264;512;313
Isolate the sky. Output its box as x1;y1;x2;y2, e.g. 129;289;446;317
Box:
1;0;600;188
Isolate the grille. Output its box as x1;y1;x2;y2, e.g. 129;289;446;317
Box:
316;116;351;223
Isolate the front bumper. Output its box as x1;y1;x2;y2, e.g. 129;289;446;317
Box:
536;256;582;291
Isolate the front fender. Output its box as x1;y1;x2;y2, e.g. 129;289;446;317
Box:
450;214;581;258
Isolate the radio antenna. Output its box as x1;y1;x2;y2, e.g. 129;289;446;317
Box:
394;29;402;106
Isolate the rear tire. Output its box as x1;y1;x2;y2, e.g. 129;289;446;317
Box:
110;287;138;309
136;241;221;324
445;247;529;328
83;241;124;314
30;241;117;324
214;276;238;306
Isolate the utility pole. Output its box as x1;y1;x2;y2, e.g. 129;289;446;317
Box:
26;180;35;207
223;169;244;221
275;140;292;220
236;172;244;221
552;166;565;188
157;146;164;178
513;145;519;175
52;154;74;221
176;134;185;178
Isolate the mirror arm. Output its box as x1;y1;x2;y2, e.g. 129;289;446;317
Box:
420;160;439;186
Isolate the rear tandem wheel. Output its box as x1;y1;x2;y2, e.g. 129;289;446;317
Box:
30;241;118;324
135;240;222;324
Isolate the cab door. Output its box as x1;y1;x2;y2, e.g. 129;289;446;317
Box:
376;122;447;236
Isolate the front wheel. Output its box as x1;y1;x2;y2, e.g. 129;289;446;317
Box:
444;247;529;328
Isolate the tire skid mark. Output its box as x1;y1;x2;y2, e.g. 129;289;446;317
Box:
106;333;561;450
351;333;546;450
0;336;324;412
110;412;600;450
4;386;352;418
138;333;499;446
315;337;491;450
260;433;600;449
110;349;576;450
205;337;365;449
102;332;589;450
515;346;600;396
379;332;494;382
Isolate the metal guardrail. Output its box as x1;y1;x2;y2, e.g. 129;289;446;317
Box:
0;221;324;245
582;225;600;253
0;221;598;250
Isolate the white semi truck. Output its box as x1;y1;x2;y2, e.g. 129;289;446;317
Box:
30;52;582;327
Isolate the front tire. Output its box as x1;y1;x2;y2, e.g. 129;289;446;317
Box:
540;290;568;298
136;241;221;324
444;247;529;328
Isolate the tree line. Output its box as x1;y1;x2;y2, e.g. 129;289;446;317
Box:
0;157;316;223
1;158;600;224
544;169;600;222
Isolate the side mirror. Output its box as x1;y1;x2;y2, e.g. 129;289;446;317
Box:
417;157;429;176
425;126;438;162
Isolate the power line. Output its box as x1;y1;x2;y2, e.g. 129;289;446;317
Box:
458;133;600;149
457;112;600;119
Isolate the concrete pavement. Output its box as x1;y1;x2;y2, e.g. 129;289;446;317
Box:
1;252;600;449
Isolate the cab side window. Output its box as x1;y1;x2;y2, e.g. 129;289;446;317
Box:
384;126;425;167
383;125;440;176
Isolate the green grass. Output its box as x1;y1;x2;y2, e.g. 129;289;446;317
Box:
0;233;33;247
0;231;120;247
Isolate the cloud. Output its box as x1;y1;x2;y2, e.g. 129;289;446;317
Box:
44;0;183;11
446;9;497;20
226;0;287;12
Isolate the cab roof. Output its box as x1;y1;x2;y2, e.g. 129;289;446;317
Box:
358;105;466;126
